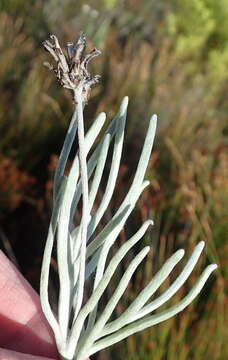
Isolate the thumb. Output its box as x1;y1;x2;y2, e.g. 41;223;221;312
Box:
0;348;57;360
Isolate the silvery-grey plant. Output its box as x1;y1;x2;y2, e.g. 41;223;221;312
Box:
40;33;217;360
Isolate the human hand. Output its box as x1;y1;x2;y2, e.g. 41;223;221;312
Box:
0;250;59;360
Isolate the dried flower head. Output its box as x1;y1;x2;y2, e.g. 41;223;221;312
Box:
43;32;101;103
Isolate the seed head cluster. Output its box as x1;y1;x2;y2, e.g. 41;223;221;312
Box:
43;33;101;103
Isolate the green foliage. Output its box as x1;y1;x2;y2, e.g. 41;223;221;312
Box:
168;0;215;56
103;0;118;9
168;0;228;86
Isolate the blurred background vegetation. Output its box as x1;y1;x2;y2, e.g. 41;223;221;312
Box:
0;0;227;359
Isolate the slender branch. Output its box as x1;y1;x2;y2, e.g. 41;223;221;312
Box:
53;110;78;201
73;88;89;319
40;179;67;348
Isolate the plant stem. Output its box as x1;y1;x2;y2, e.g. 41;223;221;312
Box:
74;89;89;319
